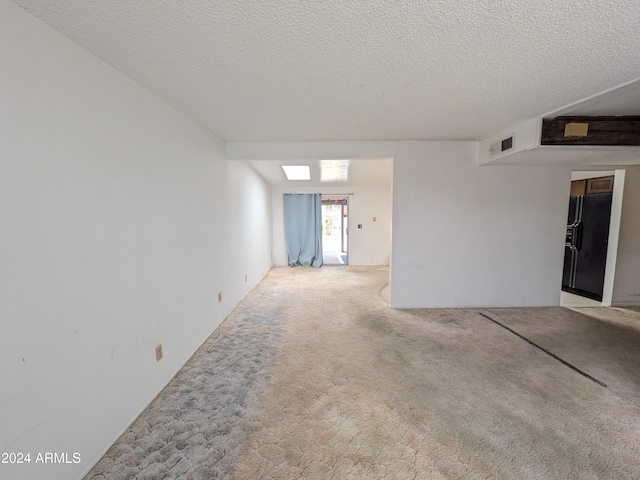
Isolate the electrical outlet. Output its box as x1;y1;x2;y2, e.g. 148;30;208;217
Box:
244;274;248;282
155;344;163;362
218;292;222;302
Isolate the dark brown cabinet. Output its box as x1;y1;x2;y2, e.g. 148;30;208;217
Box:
586;176;614;194
570;175;614;196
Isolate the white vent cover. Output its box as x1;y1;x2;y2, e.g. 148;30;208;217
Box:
489;135;515;157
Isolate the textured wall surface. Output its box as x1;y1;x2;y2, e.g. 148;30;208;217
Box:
0;1;273;478
612;166;640;304
12;0;640;141
390;142;571;307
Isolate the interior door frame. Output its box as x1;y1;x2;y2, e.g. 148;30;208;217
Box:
566;169;626;306
321;196;349;264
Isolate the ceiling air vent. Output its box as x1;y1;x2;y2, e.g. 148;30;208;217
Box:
489;135;515;157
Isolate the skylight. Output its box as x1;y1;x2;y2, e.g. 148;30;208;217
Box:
282;165;311;181
320;159;350;182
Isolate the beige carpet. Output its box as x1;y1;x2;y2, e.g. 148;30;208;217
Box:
87;266;640;479
620;306;640;313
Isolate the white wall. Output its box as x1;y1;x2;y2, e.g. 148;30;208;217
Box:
611;166;640;305
390;142;571;307
271;186;391;266
0;3;271;479
228;161;274;294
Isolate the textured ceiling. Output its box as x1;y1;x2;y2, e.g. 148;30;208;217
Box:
12;0;640;141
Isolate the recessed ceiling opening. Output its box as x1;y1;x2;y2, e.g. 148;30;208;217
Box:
282;165;310;181
320;160;350;182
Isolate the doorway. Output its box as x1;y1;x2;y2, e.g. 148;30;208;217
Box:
321;196;348;265
561;172;615;305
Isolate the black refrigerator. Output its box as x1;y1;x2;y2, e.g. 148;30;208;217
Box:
562;193;612;301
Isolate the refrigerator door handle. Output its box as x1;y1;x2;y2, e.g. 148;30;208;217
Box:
565;222;583;250
573;222;583;251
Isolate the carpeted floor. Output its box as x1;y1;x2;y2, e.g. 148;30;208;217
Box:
87;266;640;479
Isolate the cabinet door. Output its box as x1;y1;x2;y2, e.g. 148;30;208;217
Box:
570;180;586;196
586;176;614;194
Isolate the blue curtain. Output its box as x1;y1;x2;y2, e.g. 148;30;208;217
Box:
283;194;323;267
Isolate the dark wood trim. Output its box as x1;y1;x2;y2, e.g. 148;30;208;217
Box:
541;116;640;146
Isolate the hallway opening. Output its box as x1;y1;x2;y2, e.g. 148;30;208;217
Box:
560;170;625;308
